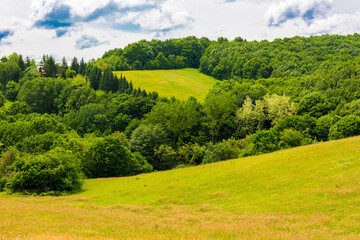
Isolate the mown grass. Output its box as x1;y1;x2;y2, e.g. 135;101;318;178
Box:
114;68;218;101
1;136;360;239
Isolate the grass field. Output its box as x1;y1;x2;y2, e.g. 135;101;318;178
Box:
2;136;360;239
114;69;218;101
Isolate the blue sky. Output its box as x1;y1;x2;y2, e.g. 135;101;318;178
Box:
0;0;360;61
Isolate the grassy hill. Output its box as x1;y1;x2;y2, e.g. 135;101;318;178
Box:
2;136;360;239
114;68;218;101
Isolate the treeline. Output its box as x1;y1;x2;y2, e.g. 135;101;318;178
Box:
97;36;211;70
1;34;360;195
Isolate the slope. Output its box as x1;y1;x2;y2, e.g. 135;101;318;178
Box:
114;68;218;101
1;136;360;239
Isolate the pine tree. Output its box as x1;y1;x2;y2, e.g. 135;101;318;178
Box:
71;57;79;73
79;58;86;75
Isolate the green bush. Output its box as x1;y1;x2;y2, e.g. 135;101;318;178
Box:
243;130;279;156
177;143;206;165
83;136;152;178
329;115;360;140
203;138;248;164
153;145;178;170
279;129;303;149
1;148;83;194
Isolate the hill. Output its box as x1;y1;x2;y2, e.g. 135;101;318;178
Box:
114;68;218;101
1;136;360;239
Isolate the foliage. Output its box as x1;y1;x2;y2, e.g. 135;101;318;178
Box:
83;136;152;178
329;115;360;140
129;124;170;169
1;148;83;194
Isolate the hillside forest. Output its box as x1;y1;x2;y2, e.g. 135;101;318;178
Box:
1;34;360;195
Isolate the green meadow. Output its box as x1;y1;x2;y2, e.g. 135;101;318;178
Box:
1;136;360;239
114;68;218;101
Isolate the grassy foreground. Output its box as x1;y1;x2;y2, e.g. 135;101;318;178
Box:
2;136;360;239
114;68;218;101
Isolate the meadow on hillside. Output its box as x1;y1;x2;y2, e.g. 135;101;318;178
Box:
1;136;360;239
114;68;218;101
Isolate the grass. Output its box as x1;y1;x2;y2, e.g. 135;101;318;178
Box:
2;136;360;239
114;68;218;101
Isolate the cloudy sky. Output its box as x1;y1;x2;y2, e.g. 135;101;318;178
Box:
0;0;360;61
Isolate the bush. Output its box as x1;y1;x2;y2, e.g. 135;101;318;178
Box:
329;115;360;140
83;136;152;178
129;124;170;169
279;129;303;149
203;138;248;164
1;148;83;194
178;143;206;165
243;130;279;156
153;145;178;170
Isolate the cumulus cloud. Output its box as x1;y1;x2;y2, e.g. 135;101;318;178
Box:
116;0;193;32
265;0;332;27
30;0;192;36
75;35;107;50
306;11;360;35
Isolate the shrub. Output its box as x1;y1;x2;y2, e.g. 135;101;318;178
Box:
203;138;248;164
279;129;303;149
178;143;206;165
2;148;83;194
153;145;178;170
329;115;360;140
83;136;152;178
243;130;279;156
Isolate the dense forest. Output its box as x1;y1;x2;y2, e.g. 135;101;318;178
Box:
1;34;360;195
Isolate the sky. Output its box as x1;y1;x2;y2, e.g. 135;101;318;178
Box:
0;0;360;61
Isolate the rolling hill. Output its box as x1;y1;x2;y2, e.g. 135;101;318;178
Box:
1;136;360;239
114;68;218;101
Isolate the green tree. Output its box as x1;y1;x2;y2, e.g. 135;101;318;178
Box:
329;115;360;140
145;98;200;143
204;92;237;142
2;148;83;194
129;124;170;169
17;77;67;114
5;80;20;100
83;136;152;178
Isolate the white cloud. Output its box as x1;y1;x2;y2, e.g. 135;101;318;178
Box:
265;0;332;26
0;0;360;62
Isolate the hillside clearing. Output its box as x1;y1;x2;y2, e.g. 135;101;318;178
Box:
1;136;360;239
114;68;218;101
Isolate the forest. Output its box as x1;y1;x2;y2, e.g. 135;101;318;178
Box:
0;34;360;195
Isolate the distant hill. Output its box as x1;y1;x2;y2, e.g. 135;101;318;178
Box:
2;136;360;239
114;68;218;101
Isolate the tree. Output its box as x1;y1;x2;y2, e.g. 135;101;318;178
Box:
17;77;67;114
83;136;152;178
145;98;200;143
298;92;333;118
204;92;237;142
153;145;178;170
71;57;79;73
264;94;297;125
329;115;360;140
88;66;102;90
5;81;20;100
99;68;118;93
1;148;83;194
129;124;170;169
60;57;68;79
43;55;58;77
236;97;266;137
78;58;86;75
